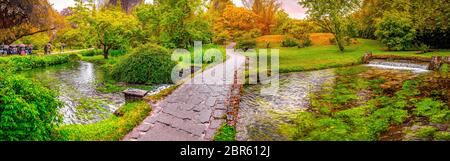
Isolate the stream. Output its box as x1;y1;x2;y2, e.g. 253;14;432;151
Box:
20;61;125;125
236;62;432;141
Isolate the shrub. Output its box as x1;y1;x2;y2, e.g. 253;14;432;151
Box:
109;49;127;57
68;53;82;61
281;36;299;47
111;44;177;84
236;39;257;51
0;72;62;141
80;50;102;57
375;12;416;51
299;37;312;48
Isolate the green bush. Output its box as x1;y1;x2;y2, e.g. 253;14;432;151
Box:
375;12;416;51
80;50;102;57
298;37;312;48
69;53;82;61
0;72;62;141
111;44;177;84
281;36;299;47
236;39;257;51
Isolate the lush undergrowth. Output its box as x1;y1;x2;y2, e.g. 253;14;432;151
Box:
57;101;151;141
248;39;450;73
0;71;62;141
0;54;79;71
280;66;450;141
214;123;236;141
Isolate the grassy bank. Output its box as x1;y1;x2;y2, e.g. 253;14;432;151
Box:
0;54;79;72
252;39;450;73
57;101;151;141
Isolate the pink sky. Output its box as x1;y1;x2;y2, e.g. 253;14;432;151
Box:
233;0;307;19
49;0;307;19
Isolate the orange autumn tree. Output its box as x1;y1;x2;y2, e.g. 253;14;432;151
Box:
212;5;261;44
243;0;281;35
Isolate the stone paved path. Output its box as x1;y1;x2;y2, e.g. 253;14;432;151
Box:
123;44;245;141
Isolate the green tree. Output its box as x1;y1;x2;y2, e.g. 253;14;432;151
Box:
136;0;210;48
93;8;140;59
299;0;360;52
375;12;416;51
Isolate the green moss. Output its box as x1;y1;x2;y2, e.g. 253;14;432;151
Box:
58;101;151;141
415;126;438;138
434;131;450;141
414;98;450;123
214;124;236;141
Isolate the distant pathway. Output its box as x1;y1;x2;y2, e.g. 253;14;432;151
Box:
123;43;245;141
54;48;94;54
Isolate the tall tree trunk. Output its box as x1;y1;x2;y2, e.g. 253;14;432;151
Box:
335;34;345;52
103;46;109;59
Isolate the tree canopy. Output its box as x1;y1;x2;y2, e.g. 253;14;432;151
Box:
0;0;64;44
299;0;360;52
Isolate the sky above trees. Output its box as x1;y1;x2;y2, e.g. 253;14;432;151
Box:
48;0;307;19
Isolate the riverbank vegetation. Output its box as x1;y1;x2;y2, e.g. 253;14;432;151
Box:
57;101;151;141
0;70;62;141
0;54;79;72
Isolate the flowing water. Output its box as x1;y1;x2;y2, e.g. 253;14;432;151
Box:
236;69;336;141
237;62;432;141
20;61;125;125
367;60;430;73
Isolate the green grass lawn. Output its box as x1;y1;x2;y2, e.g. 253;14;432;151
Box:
258;39;450;73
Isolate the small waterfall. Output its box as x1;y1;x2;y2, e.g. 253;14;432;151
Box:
366;60;430;73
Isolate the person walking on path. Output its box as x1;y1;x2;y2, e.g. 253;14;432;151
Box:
60;43;66;53
45;42;52;55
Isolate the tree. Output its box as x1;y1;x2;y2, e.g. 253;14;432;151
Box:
272;10;290;34
0;0;65;44
136;0;210;48
299;0;360;52
375;12;416;51
242;0;281;35
93;8;140;59
213;5;260;43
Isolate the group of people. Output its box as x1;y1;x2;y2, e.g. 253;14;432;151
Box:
0;44;34;56
1;42;67;56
